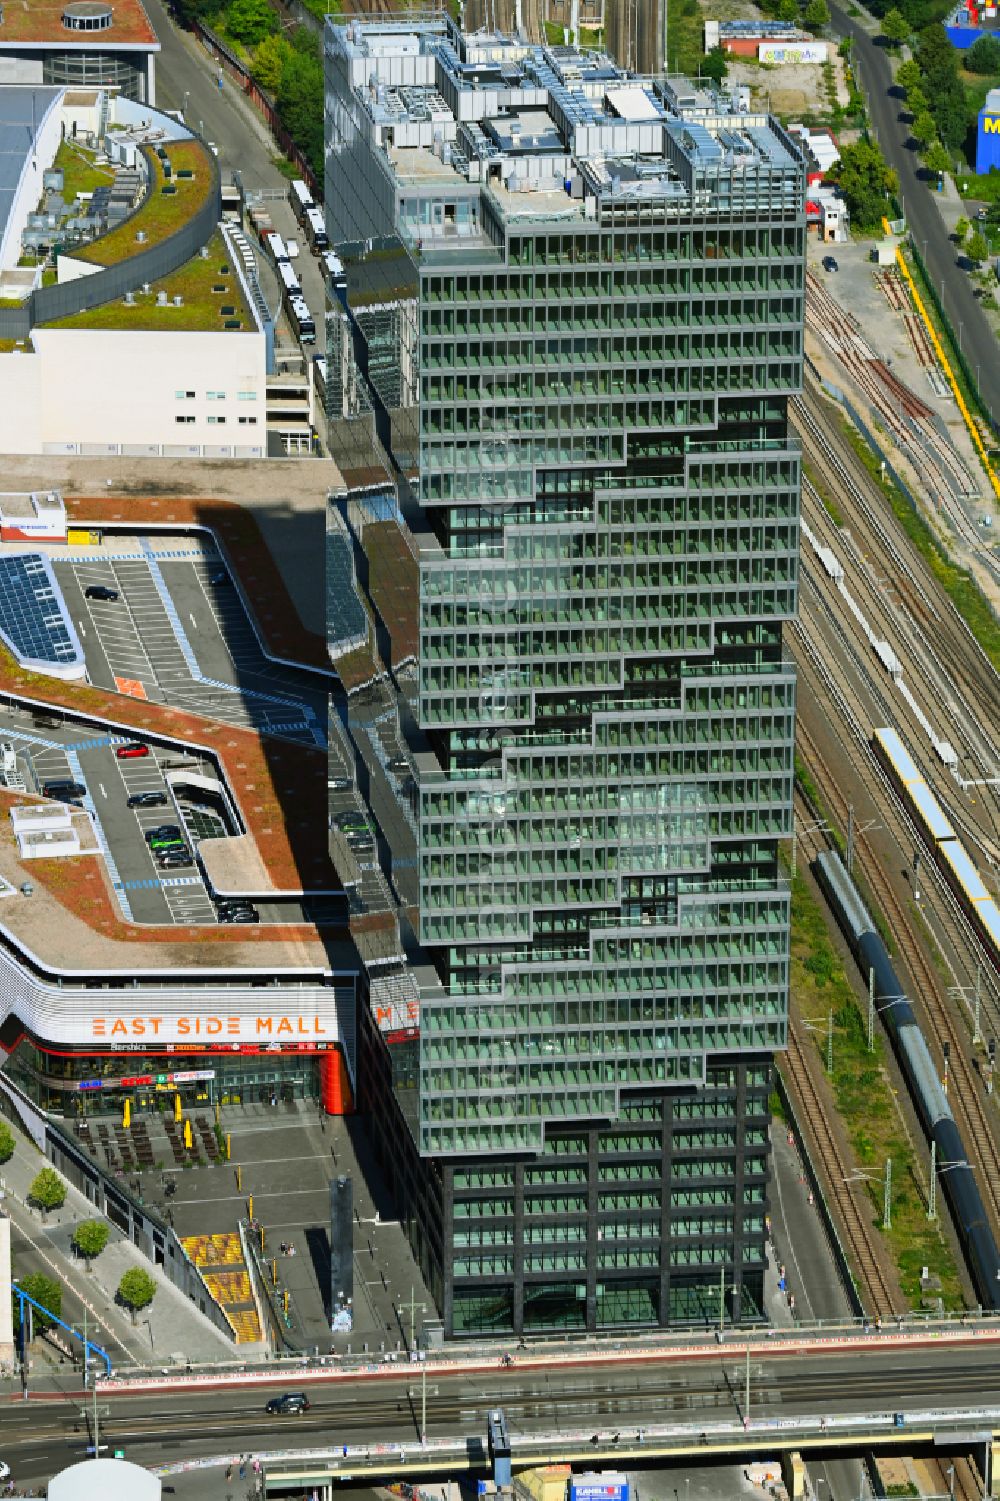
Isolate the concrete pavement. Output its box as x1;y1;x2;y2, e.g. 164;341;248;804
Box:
2;1136;234;1378
832;1;999;427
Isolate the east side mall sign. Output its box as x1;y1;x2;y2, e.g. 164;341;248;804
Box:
90;1013;333;1042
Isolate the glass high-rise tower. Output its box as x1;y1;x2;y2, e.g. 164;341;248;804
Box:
325;15;803;1337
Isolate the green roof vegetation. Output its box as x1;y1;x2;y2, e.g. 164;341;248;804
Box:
52;138;116;202
74;140;214;266
41;231;254;333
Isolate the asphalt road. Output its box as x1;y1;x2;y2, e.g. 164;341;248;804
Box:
832;2;999;428
2;1345;1000;1486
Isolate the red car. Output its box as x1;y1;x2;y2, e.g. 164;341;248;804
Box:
115;742;149;759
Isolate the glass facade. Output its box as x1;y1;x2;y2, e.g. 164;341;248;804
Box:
327;17;802;1335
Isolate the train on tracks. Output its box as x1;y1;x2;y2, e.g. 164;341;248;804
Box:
815;848;1000;1310
872;726;1000;974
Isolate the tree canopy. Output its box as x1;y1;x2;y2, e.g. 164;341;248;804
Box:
17;1273;62;1331
118;1266;157;1315
225;0;277;45
915;23;970;151
29;1167;66;1213
804;0;831;28
967;229;990;263
0;1121;14;1164
828;140;899;230
72;1220;111;1265
965;34;1000;73
882;7;910;44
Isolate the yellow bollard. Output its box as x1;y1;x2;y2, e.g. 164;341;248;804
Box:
248;1193;253;1222
236;1164;242;1191
272;1259;278;1286
214;1100;220;1126
174;1093;182;1123
259;1225;265;1253
283;1290;289;1316
183;1118;193;1151
226;1133;231;1162
123;1099;131;1130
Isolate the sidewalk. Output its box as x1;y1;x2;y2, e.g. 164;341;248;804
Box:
2;1136;235;1370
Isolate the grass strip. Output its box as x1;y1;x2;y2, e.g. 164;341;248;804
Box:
790;871;965;1308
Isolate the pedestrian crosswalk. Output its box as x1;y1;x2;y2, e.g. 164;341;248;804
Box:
120;875;203;891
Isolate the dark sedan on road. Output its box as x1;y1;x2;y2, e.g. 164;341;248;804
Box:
265;1393;310;1415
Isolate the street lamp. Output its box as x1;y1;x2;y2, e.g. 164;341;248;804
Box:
182;89;190;116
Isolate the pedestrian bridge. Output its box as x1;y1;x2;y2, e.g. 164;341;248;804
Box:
236;1407;1000;1497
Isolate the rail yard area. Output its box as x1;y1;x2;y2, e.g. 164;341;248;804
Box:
782;231;1000;1354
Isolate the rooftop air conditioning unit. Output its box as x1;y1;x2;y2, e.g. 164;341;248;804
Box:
142;282;151;294
156;290;167;305
135;229;147;243
173;294;183;306
200;246;209;259
124;291;135;305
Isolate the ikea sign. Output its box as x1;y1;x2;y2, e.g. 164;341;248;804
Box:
977;111;1000;172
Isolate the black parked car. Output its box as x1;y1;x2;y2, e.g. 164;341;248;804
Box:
128;791;169;809
85;584;119;601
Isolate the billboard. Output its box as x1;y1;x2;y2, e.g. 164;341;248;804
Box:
570;1477;629;1501
758;41;828;61
977;110;1000;173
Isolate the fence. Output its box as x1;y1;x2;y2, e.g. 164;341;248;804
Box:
908;237;999;443
194;21;321;201
0;142;222;339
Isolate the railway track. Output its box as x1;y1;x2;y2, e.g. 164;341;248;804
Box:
795;706;1000;1237
781;1012;903;1318
794;382;1000;847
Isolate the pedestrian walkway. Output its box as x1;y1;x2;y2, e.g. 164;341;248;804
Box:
0;1137;235;1370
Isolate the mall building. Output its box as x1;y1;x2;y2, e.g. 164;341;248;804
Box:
324;16;802;1336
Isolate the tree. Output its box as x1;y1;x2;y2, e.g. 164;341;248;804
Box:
804;0;830;28
923;139;951;176
967;229;989;264
16;1273;62;1331
905;81;927;112
72;1219;110;1269
778;0;798;19
896;58;922;94
700;46;728;85
276;40;325;180
912;109;938;146
882;6;910;44
118;1267;157;1322
828;140;899;231
250;32;290;94
225;0;276;46
915;23;971;152
0;1121;14;1164
28;1166;66;1215
954;214;970;241
966;34;1000;73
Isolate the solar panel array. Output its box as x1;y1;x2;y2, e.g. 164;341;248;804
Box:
0;554;82;666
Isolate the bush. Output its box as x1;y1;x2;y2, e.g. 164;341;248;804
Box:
28;1167;66;1214
72;1219;110;1266
0;1120;14;1164
965;34;1000;73
118;1266;157;1319
16;1272;62;1331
